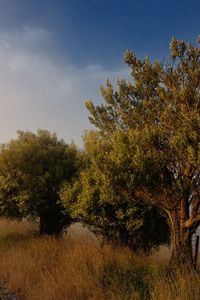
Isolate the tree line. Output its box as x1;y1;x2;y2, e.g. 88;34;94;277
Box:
0;37;199;270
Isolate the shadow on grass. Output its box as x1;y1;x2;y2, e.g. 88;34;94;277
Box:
0;230;38;248
101;260;152;300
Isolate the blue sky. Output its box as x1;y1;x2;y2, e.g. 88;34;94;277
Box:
0;0;199;145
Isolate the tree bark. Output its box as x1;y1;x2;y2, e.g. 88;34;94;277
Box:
169;200;193;269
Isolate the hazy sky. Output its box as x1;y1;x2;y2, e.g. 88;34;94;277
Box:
0;0;199;145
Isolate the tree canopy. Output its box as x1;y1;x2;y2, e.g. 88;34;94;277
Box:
85;37;200;267
0;129;79;235
61;129;169;252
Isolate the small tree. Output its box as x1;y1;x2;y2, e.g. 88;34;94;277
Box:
0;129;78;235
61;131;169;252
86;37;200;268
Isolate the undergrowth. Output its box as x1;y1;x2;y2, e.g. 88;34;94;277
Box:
0;218;199;300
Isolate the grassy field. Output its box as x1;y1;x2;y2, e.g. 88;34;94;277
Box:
0;219;199;300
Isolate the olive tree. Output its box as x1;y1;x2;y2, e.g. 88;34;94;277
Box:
86;37;200;268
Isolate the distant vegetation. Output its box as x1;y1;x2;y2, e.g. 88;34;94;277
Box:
0;35;199;298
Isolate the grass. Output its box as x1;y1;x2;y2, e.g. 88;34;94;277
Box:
0;218;199;300
0;218;36;248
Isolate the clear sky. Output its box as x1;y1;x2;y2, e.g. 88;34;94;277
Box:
0;0;199;145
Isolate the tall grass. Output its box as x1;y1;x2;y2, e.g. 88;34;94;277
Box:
0;218;199;300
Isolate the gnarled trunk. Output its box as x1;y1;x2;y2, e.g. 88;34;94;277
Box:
168;200;193;269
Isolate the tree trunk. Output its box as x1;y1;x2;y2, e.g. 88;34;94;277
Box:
169;200;193;269
170;228;193;268
39;208;72;236
39;211;63;236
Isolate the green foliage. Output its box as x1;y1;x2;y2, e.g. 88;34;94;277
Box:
0;129;79;235
61;131;169;251
85;36;200;265
86;38;200;210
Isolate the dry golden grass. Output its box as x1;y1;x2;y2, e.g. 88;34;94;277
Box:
0;218;150;300
151;271;200;300
0;217;35;235
0;218;199;300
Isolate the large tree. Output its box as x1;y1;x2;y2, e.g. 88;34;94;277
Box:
86;37;200;268
0;130;78;235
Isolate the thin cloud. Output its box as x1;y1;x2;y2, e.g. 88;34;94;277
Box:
0;27;128;146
